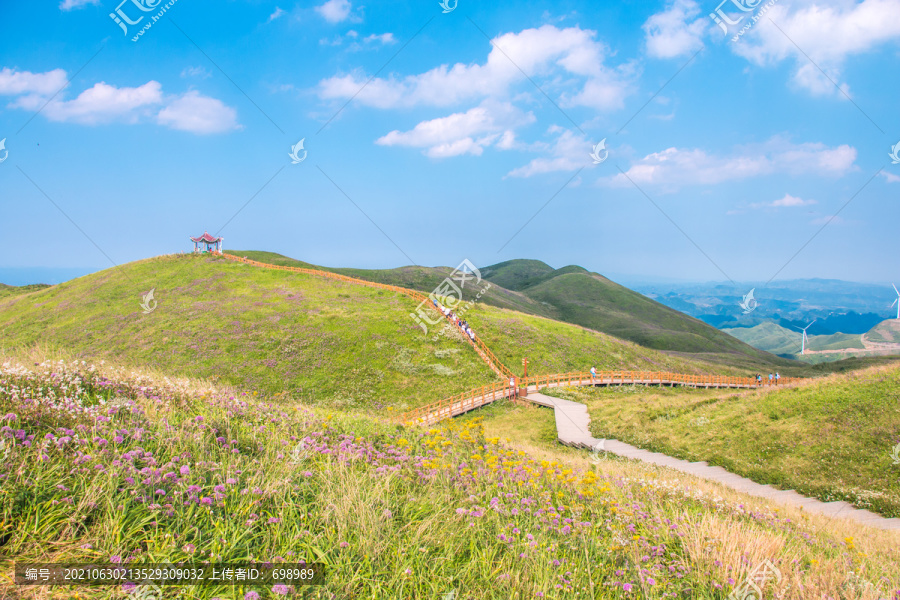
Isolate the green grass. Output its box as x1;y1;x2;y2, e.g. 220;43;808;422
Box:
866;319;900;344
546;365;900;517
0;254;497;412
722;322;868;358
228;251;561;320
457;302;741;376
228;252;792;368
0;283;51;299
4;357;898;599
0;254;755;414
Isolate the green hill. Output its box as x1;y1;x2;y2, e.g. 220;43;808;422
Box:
547;363;900;517
723;322;866;358
0;282;50;299
865;318;900;344
0;253;728;411
229;252;794;370
478;259;588;291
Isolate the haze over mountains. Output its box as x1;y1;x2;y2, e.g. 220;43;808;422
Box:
635;280;897;333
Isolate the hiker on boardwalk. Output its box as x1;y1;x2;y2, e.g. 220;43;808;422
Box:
775;372;780;385
756;374;762;386
768;373;773;385
590;366;597;382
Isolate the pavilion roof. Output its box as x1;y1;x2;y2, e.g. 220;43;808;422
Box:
190;232;222;243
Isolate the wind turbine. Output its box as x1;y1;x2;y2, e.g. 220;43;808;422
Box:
891;284;900;320
790;319;817;355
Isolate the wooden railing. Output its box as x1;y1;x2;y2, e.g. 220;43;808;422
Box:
399;380;516;426
399;370;799;425
213;252;802;428
522;370;798;389
218;253;514;379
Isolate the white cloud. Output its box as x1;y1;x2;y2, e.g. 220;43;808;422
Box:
376;101;534;157
14;81;164;124
268;7;286;22
643;0;706;58
324;30;396;49
0;67;67;96
318;25;635;111
316;0;352;23
364;33;396;45
496;130;517;150
604;137;857;190
60;0;99;10
506;128;593;177
181;66;211;79
881;171;900;183
771;193;816;207
730;0;900;96
0;67;239;134
157;91;240;134
749;193;817;209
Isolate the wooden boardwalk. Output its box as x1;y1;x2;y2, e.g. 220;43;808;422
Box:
400;371;795;425
213;251;899;531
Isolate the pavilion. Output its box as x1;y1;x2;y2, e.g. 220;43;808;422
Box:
190;232;223;253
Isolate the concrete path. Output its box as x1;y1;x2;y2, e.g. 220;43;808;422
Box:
528;391;900;532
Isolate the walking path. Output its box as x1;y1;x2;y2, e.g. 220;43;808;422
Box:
528;390;900;531
215;252;900;531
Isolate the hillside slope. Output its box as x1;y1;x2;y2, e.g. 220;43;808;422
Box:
548;363;900;517
724;322;877;359
0;283;50;299
0;253;728;411
230;252;794;369
5;356;897;599
866;319;900;344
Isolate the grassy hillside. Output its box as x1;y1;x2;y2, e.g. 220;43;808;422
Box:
722;322;814;356
0;254;497;412
478;259;588;291
229;252;795;370
0;254;743;412
518;272;774;356
866;319;900;344
0;282;50;299
230;250;559;318
724;322;873;358
3;356;898;599
444;300;731;377
547;364;900;517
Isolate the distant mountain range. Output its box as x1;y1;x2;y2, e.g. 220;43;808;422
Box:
633;279;897;334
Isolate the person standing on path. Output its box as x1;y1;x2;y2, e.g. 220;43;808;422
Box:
775;372;780;385
768;373;773;386
590;366;597;382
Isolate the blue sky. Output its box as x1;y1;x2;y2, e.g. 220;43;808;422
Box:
1;0;899;285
